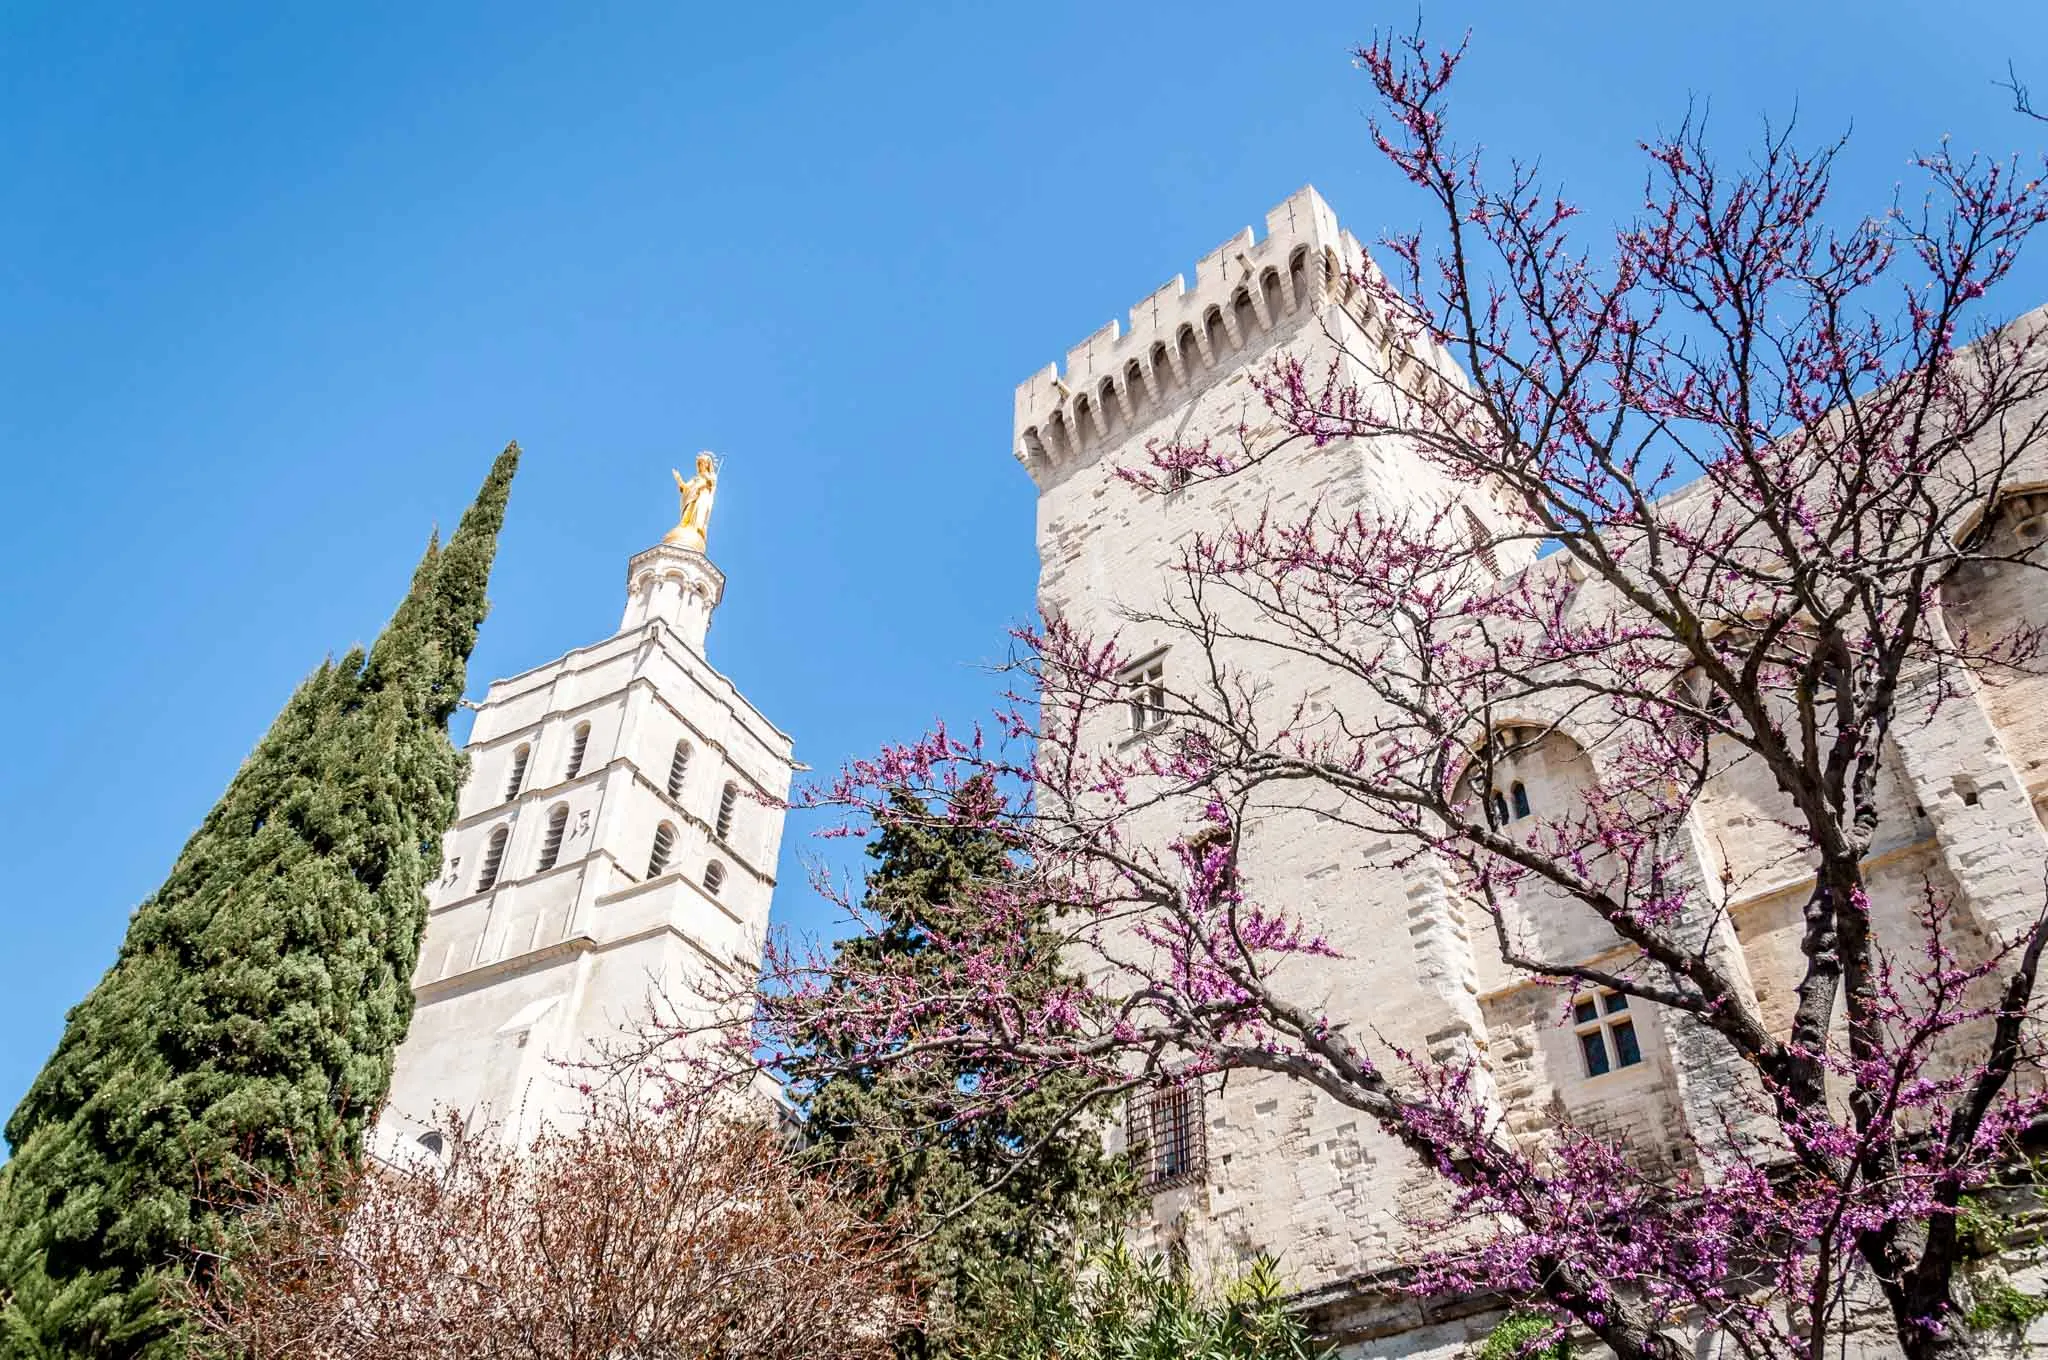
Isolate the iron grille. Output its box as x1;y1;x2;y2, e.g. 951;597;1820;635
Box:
1127;1079;1206;1191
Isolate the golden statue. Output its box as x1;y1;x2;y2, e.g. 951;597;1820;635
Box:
665;452;720;552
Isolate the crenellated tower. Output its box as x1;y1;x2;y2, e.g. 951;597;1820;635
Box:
377;458;792;1155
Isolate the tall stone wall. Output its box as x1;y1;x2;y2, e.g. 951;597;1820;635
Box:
1014;189;2048;1355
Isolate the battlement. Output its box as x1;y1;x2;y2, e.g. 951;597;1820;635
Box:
1013;185;1376;484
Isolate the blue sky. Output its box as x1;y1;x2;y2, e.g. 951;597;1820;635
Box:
3;0;2045;1123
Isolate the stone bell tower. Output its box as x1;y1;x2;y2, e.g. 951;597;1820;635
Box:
378;454;793;1155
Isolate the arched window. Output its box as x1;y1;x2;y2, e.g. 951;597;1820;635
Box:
564;723;591;780
1149;341;1173;394
1176;324;1201;379
715;782;739;842
476;826;509;891
1490;791;1510;825
1073;395;1094;449
1260;267;1284;323
647;821;677;878
703;860;727;896
504;744;531;801
1287;246;1311;310
1203;306;1229;362
1098;378;1120;436
537;805;569;871
667;741;692;799
1124;359;1147;414
1511;782;1532;821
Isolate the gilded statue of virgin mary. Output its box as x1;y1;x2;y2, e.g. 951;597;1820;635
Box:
665;452;720;552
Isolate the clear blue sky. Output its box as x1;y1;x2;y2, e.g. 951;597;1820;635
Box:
4;1;2045;1124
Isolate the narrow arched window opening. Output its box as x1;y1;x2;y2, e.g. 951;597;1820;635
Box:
1098;378;1120;436
667;741;692;799
537;805;569;871
1203;307;1228;362
1073;395;1094;449
648;822;677;878
1511;782;1531;821
703;860;727;896
564;723;591;780
1124;359;1147;414
1489;791;1510;825
715;782;739;842
504;744;530;802
476;826;509;891
1176;325;1200;378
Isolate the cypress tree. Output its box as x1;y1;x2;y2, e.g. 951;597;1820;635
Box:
796;780;1134;1359
0;443;520;1359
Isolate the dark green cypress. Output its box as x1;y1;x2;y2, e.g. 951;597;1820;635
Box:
0;443;520;1358
795;781;1134;1359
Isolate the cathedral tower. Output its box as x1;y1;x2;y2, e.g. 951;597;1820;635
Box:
378;456;793;1154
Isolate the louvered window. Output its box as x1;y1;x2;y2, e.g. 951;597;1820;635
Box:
715;782;739;842
537;805;568;871
476;827;509;891
703;860;727;896
564;723;591;780
1127;1079;1205;1191
667;742;692;799
504;744;530;801
648;822;677;878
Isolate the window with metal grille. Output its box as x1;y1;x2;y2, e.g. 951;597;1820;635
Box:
504;744;530;801
703;860;727;896
715;782;739;841
1127;1079;1205;1191
537;805;568;872
476;827;509;891
564;723;591;780
648;822;676;878
667;741;692;799
1120;654;1168;736
1574;990;1643;1077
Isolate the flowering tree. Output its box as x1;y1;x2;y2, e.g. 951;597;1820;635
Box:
716;29;2048;1360
176;1096;912;1360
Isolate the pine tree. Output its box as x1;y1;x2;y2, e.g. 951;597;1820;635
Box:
0;443;520;1359
796;779;1134;1359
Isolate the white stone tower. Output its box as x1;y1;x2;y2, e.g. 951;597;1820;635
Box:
378;464;793;1155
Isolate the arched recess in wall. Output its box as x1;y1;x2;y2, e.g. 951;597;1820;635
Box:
1260;268;1284;324
1287;246;1311;311
1123;359;1148;416
1202;307;1229;364
1940;487;2048;826
1177;324;1202;379
1149;342;1173;397
1231;287;1260;346
1449;722;1616;965
1098;378;1121;437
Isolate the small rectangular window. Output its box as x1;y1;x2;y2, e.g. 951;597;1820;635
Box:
1573;988;1644;1077
1120;655;1168;736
